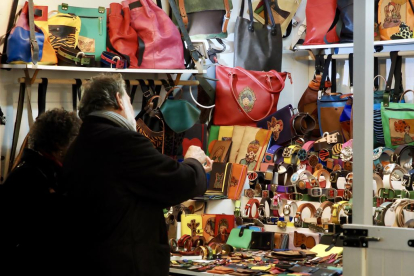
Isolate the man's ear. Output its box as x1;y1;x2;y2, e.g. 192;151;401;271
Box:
115;92;125;111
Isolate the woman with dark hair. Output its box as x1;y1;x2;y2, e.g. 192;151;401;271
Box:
0;108;81;276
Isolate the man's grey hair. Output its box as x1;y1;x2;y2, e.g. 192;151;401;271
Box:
79;73;127;120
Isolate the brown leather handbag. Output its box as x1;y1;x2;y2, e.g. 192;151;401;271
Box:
298;55;331;139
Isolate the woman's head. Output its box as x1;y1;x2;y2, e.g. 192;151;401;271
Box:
29;108;81;160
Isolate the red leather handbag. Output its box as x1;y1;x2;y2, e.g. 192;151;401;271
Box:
123;0;185;69
107;3;139;68
213;65;290;126
303;0;339;45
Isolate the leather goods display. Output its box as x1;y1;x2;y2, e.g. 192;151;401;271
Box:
212;214;235;243
250;232;274;250
124;0;185;69
381;90;414;149
106;2;139;68
298;55;332;138
227;164;248;200
209;140;232;162
252;0;302;37
160;88;201;133
59;3;107;61
174;0;232;39
303;0;339;45
207;162;232;195
235;127;272;171
202;214;216;243
234;0;282;72
7;1;57;65
226;226;254;249
181;213;203;238
48;12;81;51
378;0;414;40
257;104;296;146
57;46;96;67
213;65;289;127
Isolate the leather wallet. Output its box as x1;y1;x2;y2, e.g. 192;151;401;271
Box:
250;231;275;250
207;162;232;195
210;140;232;163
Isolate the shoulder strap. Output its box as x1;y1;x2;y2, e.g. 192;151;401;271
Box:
349;53;353;90
323;7;341;44
374;57;379;90
331;56;337;93
28;0;39;64
72;79;82;112
37;78;48;116
9;83;26;173
319;54;332;92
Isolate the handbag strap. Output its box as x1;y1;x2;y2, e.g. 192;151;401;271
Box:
37;78;48;116
374;57;379;90
319;54;332;92
349;53;353;92
323;6;341;44
331;56;337;93
28;0;39;64
399;90;414;103
384;51;403;105
72;79;82;112
240;0;278;35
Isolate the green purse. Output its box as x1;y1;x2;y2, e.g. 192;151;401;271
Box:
381;90;414;149
160;88;200;133
58;3;106;61
226;226;254;249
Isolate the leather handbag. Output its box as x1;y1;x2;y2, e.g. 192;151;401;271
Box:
7;1;57;65
107;2;139;68
336;0;353;43
252;0;302;37
378;0;414;40
298;55;331;138
213;65;289;126
250;232;274;250
234;0;283;72
160;88;201;133
303;0;339;45
48;12;81;51
173;0;232;39
124;0;184;69
59;3;107;61
381;90;414;149
226;226;254;249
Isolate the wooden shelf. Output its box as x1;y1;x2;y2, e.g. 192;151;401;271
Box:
294;38;414;50
0;64;204;74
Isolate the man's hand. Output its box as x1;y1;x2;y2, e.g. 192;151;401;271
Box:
184;146;213;172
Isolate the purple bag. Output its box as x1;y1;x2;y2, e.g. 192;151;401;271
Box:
257;104;295;146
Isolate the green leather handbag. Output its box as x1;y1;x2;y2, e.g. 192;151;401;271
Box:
160;88;200;133
58;3;107;61
226;226;254;249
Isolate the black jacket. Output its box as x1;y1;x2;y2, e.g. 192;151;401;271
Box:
0;149;69;276
62;116;207;276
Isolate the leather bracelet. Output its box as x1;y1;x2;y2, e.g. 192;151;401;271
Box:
373;147;393;173
402;169;414;192
194;246;208;259
277;163;295;186
382;163;407;189
282;200;298;222
294;203;317;228
313;169;331;188
258;197;271;219
282;145;301;165
373;173;384;197
329;170;351;190
290;169;315;194
276;185;296;194
315;201;334;225
373;201;393;226
314;132;343;151
244;198;260;218
391;199;414;227
265;145;284;164
331;200;350;224
292;112;316;136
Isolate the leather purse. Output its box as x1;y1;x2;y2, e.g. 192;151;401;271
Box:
303;0;339;45
336;0;353;43
173;0;232;39
106;2;139;68
213;65;289;127
227;163;248;200
234;0;282;72
59;3;107;61
202;214;216;243
250;232;274;250
160;88;201;133
124;0;184;69
212;214;235;243
7;1;57;65
226;226;254;249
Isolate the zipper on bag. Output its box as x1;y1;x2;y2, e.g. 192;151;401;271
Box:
78;16;103;35
385;108;414;112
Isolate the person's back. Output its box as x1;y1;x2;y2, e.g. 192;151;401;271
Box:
63;74;211;276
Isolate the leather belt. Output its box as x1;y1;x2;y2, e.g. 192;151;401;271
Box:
313;169;331;188
373;201;392;226
294;203;317;228
402;169;414;191
290;169;315;194
282;145;301;165
382;163;407;189
292;112;316;136
315;201;333;225
373;146;393;173
265;145;284;164
277;163;295;186
57;46;96;67
276;185;295;194
244;198;260;218
390;145;414;169
391;199;414;227
314;131;343;152
100;51;127;68
373;173;384;197
282;200;298;222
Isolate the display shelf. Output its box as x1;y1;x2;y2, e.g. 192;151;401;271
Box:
0;64;204;74
294;38;414;50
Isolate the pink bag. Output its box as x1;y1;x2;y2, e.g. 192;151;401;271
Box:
122;0;185;69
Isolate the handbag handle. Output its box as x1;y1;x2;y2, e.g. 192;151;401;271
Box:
240;0;278;35
399;90;414;103
373;75;386;91
228;67;286;122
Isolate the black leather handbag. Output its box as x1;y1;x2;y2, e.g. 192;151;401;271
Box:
234;0;282;72
337;0;353;43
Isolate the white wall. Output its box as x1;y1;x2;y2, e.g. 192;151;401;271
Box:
1;0;413;181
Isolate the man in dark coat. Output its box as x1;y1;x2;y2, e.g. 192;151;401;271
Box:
62;74;212;276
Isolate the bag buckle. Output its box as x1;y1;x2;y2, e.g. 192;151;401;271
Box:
75;52;85;65
110;55;121;69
